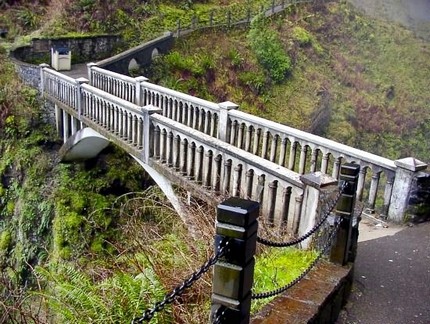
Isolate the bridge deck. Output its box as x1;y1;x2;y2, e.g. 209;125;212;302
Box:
62;63;89;79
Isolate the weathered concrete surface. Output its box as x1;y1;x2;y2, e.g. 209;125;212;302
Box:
59;128;110;162
337;221;430;324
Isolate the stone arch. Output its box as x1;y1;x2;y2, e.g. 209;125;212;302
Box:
128;58;140;75
151;47;160;60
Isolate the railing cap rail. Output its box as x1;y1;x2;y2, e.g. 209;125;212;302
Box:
91;65;136;84
42;66;78;84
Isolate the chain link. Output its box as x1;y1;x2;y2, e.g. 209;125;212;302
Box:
257;181;347;248
132;238;230;323
252;219;341;300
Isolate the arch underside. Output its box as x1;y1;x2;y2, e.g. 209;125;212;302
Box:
59;127;199;236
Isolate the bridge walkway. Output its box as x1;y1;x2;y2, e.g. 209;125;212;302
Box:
62;63;89;79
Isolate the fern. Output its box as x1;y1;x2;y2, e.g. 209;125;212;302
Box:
35;263;170;323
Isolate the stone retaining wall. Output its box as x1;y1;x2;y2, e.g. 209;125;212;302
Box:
11;34;123;65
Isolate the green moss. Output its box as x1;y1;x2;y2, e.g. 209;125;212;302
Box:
0;230;12;251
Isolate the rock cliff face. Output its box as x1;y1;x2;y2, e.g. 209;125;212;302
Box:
347;0;430;40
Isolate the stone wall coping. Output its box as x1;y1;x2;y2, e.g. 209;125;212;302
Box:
96;32;173;68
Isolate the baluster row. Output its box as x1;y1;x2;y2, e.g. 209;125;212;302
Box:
151;126;303;232
81;91;145;149
142;89;218;136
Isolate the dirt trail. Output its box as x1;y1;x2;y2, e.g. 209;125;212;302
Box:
347;0;430;40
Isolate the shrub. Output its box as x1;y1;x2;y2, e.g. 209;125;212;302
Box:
248;14;291;83
238;70;267;95
292;26;312;45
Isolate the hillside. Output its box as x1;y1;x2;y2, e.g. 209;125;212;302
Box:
0;0;429;322
144;2;430;163
1;0;429;165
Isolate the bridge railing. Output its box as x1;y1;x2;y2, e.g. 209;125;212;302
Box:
40;65;428;223
87;63;220;137
80;83;147;150
150;113;304;230
88;64;137;104
41;66;79;110
227;109;397;215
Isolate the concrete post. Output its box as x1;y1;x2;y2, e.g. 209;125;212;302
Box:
298;172;338;249
76;77;89;118
142;105;162;164
135;76;149;106
388;158;428;222
86;62;98;86
330;163;360;266
211;197;259;324
218;101;239;142
39;63;50;95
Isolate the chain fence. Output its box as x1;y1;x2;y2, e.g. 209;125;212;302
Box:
132;179;349;323
257;182;348;248
132;238;230;323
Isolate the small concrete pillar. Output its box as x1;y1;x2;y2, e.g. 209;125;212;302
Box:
211;198;259;324
388;158;428;222
142;105;162;164
298;172;338;249
86;62;98;86
135;76;149;106
39;63;50;95
76;77;89;118
218;101;238;142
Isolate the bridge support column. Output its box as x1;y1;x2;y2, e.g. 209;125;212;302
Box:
62;110;70;143
298;172;338;249
388;158;427;223
54;104;62;138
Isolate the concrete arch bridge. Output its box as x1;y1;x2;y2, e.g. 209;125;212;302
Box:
39;64;427;239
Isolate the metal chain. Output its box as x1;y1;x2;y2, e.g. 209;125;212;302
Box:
252;219;341;300
132;238;230;323
257;181;347;248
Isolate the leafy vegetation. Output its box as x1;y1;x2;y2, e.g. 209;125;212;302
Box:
248;14;292;83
